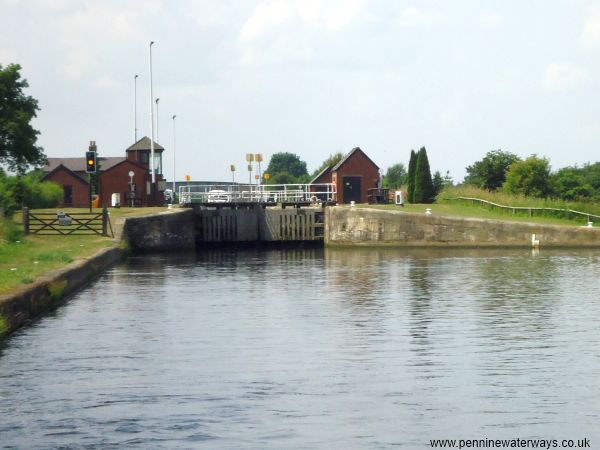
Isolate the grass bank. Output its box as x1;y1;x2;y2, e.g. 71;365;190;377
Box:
0;207;171;295
360;186;599;228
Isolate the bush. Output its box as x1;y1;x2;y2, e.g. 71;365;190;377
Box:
0;218;23;243
503;155;552;198
0;172;62;215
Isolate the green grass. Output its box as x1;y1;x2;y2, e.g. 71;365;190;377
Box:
26;206;172;219
358;186;599;228
360;202;594;226
0;216;116;295
1;207;176;296
439;185;600;216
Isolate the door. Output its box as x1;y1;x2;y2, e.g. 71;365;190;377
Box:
63;185;73;206
342;176;361;203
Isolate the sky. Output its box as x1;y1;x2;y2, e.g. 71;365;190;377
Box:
1;0;600;183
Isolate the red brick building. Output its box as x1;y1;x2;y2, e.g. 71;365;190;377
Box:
311;147;380;204
42;137;166;207
42;164;90;207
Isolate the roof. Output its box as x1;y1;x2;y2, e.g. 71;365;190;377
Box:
310;165;332;184
41;163;89;184
43;157;126;173
126;136;165;152
331;147;380;172
102;157;150;173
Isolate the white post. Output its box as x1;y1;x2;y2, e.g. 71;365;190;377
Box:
172;114;176;201
149;41;156;184
134;74;138;142
155;97;160;143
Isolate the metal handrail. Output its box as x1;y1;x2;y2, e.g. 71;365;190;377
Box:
178;183;336;205
444;196;600;222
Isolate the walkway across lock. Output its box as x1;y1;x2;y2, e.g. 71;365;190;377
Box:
178;183;336;207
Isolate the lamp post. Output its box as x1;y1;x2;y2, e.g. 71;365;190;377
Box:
255;153;263;186
155;97;160;143
149;41;156;185
246;153;254;185
134;74;138;142
172;114;176;203
230;164;236;183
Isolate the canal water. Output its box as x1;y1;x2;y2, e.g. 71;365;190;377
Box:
1;248;599;449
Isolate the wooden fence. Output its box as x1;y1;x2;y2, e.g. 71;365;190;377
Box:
22;207;113;237
445;197;600;223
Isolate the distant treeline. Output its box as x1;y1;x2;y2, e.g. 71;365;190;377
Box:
382;149;600;204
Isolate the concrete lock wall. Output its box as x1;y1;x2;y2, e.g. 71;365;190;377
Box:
325;207;600;247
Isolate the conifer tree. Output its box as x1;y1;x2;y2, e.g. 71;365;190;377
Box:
407;149;417;203
413;147;435;203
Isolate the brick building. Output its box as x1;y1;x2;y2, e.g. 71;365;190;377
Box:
42;137;166;207
311;147;380;204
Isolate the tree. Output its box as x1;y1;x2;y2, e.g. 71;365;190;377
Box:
464;150;521;190
265;152;308;183
432;170;453;197
412;147;435;203
551;167;586;200
383;163;407;189
551;162;600;201
0;64;46;174
407;150;417;203
311;152;344;178
267;171;297;185
503;155;552;198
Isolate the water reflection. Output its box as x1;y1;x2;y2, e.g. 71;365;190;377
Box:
1;248;600;448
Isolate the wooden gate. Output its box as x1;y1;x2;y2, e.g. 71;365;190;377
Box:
22;207;113;237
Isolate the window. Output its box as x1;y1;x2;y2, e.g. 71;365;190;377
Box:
153;153;162;175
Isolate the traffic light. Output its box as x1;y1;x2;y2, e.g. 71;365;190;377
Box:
85;151;96;173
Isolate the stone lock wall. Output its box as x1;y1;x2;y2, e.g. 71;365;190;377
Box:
325;207;600;247
121;209;195;252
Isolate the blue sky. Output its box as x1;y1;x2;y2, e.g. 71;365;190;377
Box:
1;0;599;182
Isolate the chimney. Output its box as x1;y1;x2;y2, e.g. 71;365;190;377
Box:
89;141;97;152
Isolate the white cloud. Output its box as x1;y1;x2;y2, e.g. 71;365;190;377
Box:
240;0;364;41
476;12;503;26
0;0;21;7
397;7;444;26
0;47;18;63
543;63;588;91
240;1;293;40
57;49;100;80
238;0;366;67
581;8;600;49
93;76;121;89
186;0;238;29
54;3;150;81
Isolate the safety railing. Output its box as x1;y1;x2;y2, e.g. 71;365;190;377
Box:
444;196;600;224
178;183;336;205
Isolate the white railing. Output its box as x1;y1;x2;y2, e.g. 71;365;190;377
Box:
178;183;336;205
445;196;600;222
